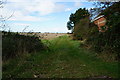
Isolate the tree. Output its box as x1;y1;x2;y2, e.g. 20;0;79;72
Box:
67;21;74;30
67;8;89;32
89;2;115;19
88;2;120;59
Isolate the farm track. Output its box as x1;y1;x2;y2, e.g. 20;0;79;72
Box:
2;35;119;78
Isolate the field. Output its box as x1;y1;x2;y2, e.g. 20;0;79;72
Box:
2;35;119;78
19;32;70;40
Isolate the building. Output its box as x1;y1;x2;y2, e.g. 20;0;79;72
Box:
91;15;108;32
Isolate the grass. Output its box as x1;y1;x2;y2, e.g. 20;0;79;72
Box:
2;35;119;78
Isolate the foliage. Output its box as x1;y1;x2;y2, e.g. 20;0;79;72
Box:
67;8;89;31
67;8;90;40
73;17;89;40
67;21;74;30
89;2;115;19
66;2;120;60
86;2;120;60
2;31;46;61
73;8;89;24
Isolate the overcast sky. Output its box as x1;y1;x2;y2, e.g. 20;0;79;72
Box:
1;0;94;33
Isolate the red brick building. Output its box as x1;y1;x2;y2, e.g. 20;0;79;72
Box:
91;15;108;32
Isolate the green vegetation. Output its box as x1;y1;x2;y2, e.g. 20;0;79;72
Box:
2;2;120;79
73;17;89;40
67;8;89;32
86;2;120;59
3;36;119;78
2;31;46;61
67;8;90;40
67;2;120;60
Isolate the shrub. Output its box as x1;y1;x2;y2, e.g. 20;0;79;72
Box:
86;14;120;60
2;31;46;61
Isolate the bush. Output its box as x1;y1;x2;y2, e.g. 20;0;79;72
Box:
86;14;120;60
2;31;46;61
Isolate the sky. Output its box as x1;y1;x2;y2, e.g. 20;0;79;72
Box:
0;0;94;33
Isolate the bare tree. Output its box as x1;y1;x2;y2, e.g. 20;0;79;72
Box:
0;0;14;31
0;0;6;7
0;0;7;30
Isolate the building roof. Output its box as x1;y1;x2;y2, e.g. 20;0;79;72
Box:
91;15;104;22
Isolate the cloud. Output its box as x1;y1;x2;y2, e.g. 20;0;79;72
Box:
73;0;82;7
74;2;82;7
3;0;71;22
23;1;56;15
7;0;66;15
65;8;72;11
13;23;31;26
3;0;83;22
7;0;88;2
35;26;70;33
9;11;51;21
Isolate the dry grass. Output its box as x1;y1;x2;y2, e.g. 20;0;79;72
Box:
19;32;72;40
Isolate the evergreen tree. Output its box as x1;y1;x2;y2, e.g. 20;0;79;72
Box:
67;8;89;32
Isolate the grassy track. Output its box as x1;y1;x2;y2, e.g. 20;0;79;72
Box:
2;35;119;78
